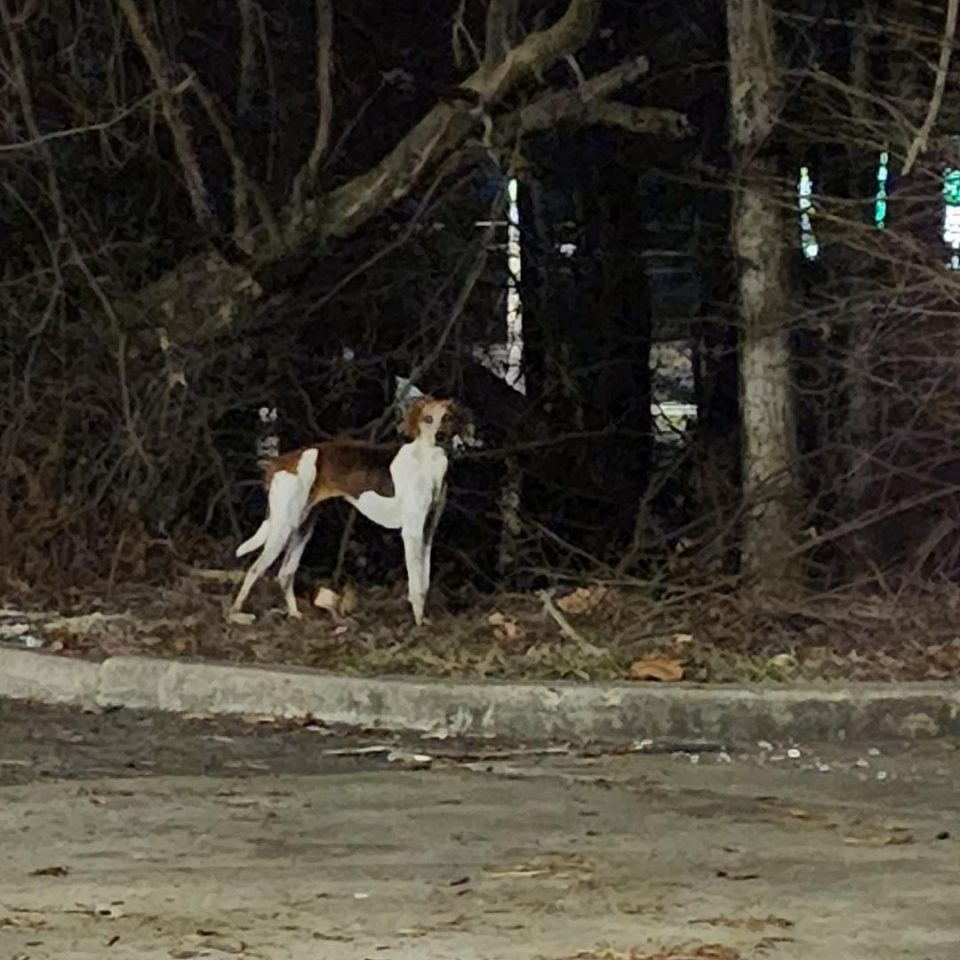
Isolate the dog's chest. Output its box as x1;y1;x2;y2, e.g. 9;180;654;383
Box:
391;446;447;508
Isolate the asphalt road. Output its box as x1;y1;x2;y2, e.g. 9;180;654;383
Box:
1;700;958;960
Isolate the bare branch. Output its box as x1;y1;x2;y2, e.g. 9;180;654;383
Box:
902;0;958;175
483;0;518;70
306;0;602;244
0;0;66;225
467;0;600;102
290;0;334;210
187;73;282;253
451;0;480;70
589;102;692;137
128;0;608;346
492;57;690;141
114;0;216;230
236;0;256;115
0;79;193;155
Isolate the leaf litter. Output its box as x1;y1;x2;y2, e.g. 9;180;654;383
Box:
8;577;960;684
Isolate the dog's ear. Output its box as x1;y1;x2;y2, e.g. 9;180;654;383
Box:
394;376;425;405
401;397;427;439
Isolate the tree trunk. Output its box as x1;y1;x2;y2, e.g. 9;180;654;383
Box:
840;1;880;576
727;0;803;593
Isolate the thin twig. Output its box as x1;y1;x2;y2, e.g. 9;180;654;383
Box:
291;0;334;208
114;0;215;229
0;79;193;154
188;72;282;251
902;0;959;175
539;589;606;657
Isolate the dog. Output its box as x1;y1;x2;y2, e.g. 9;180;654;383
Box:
229;390;475;626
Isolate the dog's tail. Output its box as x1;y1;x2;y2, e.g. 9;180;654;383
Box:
236;519;270;557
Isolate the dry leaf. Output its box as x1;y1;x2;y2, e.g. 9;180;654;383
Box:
784;807;825;821
313;585;340;613
226;610;256;626
240;714;276;724
628;656;684;682
556;585;609;615
843;827;913;846
313;584;356;619
488;611;521;643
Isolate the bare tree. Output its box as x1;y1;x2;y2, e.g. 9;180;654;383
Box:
727;0;803;594
115;0;689;352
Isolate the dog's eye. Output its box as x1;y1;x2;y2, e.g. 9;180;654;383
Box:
423;414;434;424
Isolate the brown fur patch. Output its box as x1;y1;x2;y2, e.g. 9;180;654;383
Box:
315;442;397;500
401;398;428;439
263;441;398;503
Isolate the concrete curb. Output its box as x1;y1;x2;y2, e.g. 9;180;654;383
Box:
2;646;959;743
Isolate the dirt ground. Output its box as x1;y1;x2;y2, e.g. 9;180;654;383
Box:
1;701;958;960
4;569;960;684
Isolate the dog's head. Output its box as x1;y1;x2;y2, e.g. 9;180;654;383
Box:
395;378;480;455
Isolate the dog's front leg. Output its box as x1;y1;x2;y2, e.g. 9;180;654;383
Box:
422;483;446;614
402;524;427;626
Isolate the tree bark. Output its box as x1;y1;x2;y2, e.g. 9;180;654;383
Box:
727;0;803;593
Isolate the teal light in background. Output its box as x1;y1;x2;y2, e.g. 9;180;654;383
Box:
944;167;960;269
874;150;889;229
798;165;819;260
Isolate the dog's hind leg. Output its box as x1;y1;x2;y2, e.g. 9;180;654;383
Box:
277;514;317;619
230;463;313;618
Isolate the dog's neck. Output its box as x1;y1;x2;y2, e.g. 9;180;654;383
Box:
405;427;443;456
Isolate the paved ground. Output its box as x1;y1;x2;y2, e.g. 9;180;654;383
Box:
0;701;958;960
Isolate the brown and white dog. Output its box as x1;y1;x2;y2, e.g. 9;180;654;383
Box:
229;392;475;626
